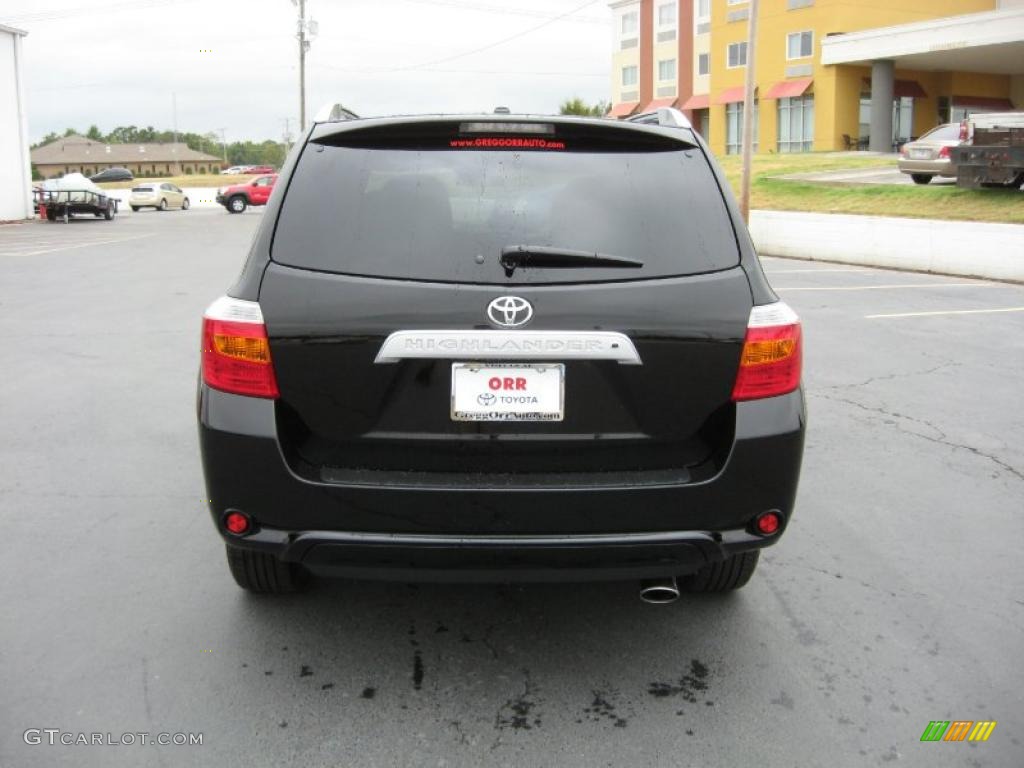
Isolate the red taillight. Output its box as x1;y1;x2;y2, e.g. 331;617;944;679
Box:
732;302;802;402
938;146;950;159
958;119;969;142
754;511;781;536
223;511;251;535
201;296;279;398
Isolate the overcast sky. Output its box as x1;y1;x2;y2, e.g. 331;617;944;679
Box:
3;0;612;144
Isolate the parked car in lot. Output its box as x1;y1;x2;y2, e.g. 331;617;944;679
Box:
129;182;190;211
198;109;805;598
897;123;962;184
221;166;247;175
215;174;276;213
89;167;134;183
244;165;275;175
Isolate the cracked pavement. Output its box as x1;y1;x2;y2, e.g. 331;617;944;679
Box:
1;213;1022;767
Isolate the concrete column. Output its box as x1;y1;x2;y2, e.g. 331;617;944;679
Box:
869;59;894;153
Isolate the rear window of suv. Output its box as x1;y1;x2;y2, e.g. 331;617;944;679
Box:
271;120;739;284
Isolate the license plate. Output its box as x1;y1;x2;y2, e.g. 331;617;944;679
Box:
451;363;564;422
910;149;931;159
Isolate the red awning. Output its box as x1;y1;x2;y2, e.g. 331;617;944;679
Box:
763;77;813;100
952;95;1014;111
608;101;640;118
715;86;753;105
681;93;710;110
862;78;927;98
641;97;678;112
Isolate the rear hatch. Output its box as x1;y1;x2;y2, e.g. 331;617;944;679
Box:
260;118;751;485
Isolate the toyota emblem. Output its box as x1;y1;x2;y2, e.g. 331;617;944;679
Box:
487;296;533;328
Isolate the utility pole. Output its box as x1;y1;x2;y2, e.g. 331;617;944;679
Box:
218;127;227;164
739;0;759;224
283;117;293;152
294;0;310;132
172;91;181;174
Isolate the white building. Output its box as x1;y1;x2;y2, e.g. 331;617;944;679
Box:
0;22;32;221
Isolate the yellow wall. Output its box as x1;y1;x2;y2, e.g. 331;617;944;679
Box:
653;38;679;97
705;0;1006;155
611;47;641;104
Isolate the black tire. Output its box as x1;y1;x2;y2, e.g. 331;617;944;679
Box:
46;209;56;222
159;198;168;211
182;197;190;210
225;545;308;594
103;205;113;221
910;174;933;185
681;551;760;593
227;195;247;213
130;206;139;212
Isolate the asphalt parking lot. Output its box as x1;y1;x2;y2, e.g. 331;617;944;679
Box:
1;209;1022;768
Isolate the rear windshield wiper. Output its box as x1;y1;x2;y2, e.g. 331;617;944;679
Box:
499;245;644;277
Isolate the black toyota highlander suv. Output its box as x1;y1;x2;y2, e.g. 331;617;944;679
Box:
197;106;805;599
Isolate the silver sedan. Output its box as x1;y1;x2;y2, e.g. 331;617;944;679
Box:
897;123;962;185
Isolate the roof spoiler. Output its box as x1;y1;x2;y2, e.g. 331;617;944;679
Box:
625;107;692;129
313;103;361;123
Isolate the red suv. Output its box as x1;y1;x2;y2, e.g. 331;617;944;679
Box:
216;175;277;213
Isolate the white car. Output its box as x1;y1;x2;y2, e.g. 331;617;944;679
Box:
221;166;246;175
129;182;190;212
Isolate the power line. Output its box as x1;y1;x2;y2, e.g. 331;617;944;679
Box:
403;0;606;24
382;0;602;73
315;61;606;77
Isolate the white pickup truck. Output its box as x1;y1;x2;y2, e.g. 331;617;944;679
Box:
951;112;1024;189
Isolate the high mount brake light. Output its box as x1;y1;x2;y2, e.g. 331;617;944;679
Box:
459;122;555;135
201;296;279;399
731;302;802;402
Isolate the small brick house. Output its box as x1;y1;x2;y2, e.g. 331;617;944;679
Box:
31;134;223;178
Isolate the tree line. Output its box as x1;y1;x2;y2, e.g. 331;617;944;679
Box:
33;125;287;168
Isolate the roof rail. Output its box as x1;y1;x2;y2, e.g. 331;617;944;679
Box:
626;107;692;129
313;103;361;123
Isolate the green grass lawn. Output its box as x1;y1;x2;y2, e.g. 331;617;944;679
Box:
715;153;1023;224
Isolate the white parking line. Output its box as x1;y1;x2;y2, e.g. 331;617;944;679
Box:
1;234;152;257
777;283;994;292
866;307;1024;319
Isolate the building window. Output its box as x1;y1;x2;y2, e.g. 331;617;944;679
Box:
622;65;638;87
658;59;677;82
697;0;711;19
777;95;814;152
658;3;676;27
726;101;759;155
727;0;747;4
698;53;710;76
727;42;747;68
786;31;813;60
859;96;914;147
621;10;638;36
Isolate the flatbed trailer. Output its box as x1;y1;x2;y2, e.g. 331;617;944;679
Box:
951;112;1024;190
39;189;119;222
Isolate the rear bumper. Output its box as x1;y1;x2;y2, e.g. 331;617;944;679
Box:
198;385;805;580
897;158;953;176
230;527;776;582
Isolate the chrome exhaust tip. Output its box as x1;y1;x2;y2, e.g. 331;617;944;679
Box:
639;577;680;605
